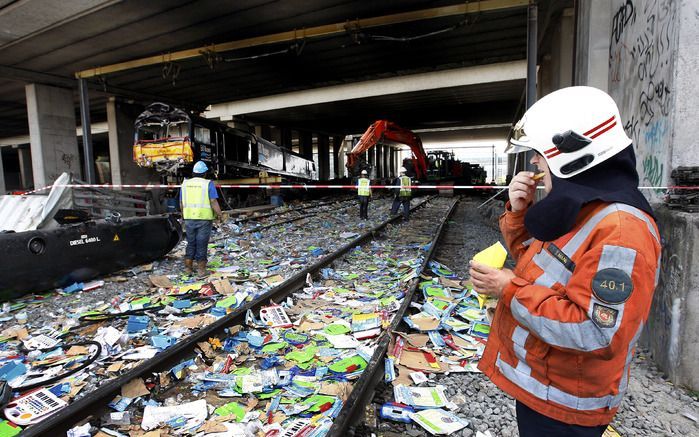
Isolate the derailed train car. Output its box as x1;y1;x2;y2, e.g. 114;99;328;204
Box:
133;103;317;182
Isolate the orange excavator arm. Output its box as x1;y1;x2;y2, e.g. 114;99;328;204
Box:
346;120;428;179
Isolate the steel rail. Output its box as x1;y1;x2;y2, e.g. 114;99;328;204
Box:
326;198;458;436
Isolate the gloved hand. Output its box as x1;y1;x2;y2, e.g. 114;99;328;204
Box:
219;212;229;223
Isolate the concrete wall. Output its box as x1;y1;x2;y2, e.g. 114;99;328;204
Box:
25;83;80;187
597;0;699;389
607;0;680;202
643;206;699;390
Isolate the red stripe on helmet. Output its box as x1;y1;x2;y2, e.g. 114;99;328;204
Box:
590;121;617;139
546;150;562;158
543;146;558;154
583;115;615;136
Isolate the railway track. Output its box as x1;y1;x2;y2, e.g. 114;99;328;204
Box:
6;196;452;435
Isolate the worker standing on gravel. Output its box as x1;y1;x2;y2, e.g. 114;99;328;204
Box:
468;87;661;437
357;169;372;220
180;161;225;276
390;167;412;220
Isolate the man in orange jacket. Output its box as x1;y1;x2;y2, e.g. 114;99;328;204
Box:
469;87;661;437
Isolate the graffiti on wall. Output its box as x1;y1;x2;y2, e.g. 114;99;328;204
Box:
608;0;678;200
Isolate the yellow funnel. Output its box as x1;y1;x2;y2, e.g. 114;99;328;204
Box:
473;241;508;269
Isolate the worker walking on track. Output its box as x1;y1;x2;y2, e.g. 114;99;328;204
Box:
468;87;661;437
390;167;412;220
180;161;225;276
357;169;372;220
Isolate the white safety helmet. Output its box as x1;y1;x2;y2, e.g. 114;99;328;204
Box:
505;86;632;179
361;170;368;175
399;167;407;174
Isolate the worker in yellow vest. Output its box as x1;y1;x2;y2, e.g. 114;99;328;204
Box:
390;167;412;220
180;161;224;275
357;169;372;220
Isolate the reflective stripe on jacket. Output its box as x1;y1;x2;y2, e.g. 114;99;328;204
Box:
478;201;661;426
182;177;214;220
399;176;411;197
357;178;371;196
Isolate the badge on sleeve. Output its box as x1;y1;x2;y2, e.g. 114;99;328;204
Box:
591;268;633;304
592;303;619;328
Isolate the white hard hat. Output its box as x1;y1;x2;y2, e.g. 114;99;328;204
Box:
399;167;407;173
361;170;368;175
505;86;632;179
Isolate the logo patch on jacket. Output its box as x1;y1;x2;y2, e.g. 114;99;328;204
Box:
592;303;619;328
591;268;633;304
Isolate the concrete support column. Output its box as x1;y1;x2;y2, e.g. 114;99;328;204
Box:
332;136;343;179
317;134;330;181
107;97;151;185
0;149;6;194
574;0;610;90
25;83;80;187
18;147;33;189
255;125;272;141
280;127;292;150
383;145;389;180
389;147;396;178
367;145;375;177
375;144;382;178
299;131;313;160
270;127;282;145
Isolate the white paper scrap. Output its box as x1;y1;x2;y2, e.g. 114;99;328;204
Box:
141;398;208;431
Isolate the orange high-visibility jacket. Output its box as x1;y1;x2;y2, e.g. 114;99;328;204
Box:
478;201;661;426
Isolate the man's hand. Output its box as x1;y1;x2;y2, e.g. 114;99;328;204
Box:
508;171;537;212
469;260;515;298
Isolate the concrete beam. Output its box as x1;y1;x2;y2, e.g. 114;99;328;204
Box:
25;83;80;187
0;122;109;147
76;0;528;79
205;61;527;119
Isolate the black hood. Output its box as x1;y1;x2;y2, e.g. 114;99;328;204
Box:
524;146;655;242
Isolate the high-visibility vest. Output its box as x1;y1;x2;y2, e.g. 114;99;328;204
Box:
357;178;371;196
399;176;412;197
479;201;661;427
181;177;214;220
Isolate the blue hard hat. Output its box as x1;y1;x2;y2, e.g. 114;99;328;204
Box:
193;161;208;173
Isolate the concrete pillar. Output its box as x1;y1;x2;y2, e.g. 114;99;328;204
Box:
367;145;375;178
299;131;313;160
280;127;292;150
17;147;33;189
389;147;395;178
256;125;272;141
0;149;6;194
383;145;390;180
107;97;151;185
332;136;343;179
540;8;574;96
375;144;382;178
270;127;282;145
25;83;80;187
574;0;610;90
317;134;330;181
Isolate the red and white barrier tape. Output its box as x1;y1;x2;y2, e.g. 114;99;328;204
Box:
16;183;699;195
